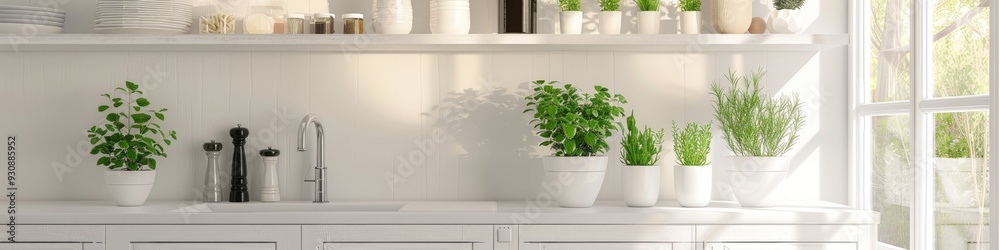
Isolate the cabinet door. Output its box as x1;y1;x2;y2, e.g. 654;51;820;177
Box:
529;243;673;250
0;243;83;250
132;243;275;250
324;243;473;250
706;243;855;250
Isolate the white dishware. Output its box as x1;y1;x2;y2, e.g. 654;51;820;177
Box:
372;0;413;34
0;22;62;33
96;27;187;34
0;9;65;17
429;0;470;34
0;18;63;27
95;0;193;34
0;14;64;23
0;4;65;14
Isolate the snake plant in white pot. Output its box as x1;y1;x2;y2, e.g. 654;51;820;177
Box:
710;69;804;207
672;121;712;207
620;113;665;207
525;80;627;208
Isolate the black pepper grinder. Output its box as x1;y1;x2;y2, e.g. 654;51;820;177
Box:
229;124;250;202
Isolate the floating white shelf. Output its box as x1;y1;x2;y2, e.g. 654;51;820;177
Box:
1;34;849;52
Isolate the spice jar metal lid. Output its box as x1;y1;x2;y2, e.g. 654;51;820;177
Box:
285;13;305;19
343;13;363;19
203;140;223;152
259;147;280;157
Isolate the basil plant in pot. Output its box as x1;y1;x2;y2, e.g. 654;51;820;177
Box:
672;121;712;207
598;0;622;34
525;80;627;208
87;81;177;206
710;69;804;207
619;113;664;207
559;0;583;34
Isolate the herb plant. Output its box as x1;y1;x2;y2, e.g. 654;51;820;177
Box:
634;0;659;11
525;80;627;157
88;81;177;171
620;113;664;166
710;69;805;157
599;0;620;11
678;0;701;12
559;0;581;11
672;121;712;166
774;0;804;10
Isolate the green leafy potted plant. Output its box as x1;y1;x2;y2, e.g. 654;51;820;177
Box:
634;0;660;34
767;0;805;33
678;0;701;34
525;80;627;208
87;81;177;206
559;0;583;34
710;69;804;207
619;113;664;207
672;121;712;207
598;0;622;34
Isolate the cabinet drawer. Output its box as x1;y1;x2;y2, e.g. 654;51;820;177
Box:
0;243;83;250
524;243;673;250
107;225;299;250
706;243;856;250
324;243;473;250
519;225;694;242
132;243;275;250
697;225;863;242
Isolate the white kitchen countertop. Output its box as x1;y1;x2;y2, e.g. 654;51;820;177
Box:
19;200;878;225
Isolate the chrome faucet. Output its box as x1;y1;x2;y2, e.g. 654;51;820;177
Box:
297;114;329;203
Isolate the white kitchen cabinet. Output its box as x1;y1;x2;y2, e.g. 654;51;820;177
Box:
704;243;856;250
523;243;674;250
0;243;83;250
131;243;275;250
324;243;473;249
302;225;492;250
518;225;695;250
11;225;105;250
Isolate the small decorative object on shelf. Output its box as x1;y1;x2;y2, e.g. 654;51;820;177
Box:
768;0;804;34
203;140;223;202
200;13;236;34
313;13;334;34
598;0;621;34
431;0;471;34
710;0;752;34
711;69;805;207
634;0;660;34
500;0;536;33
284;13;305;34
344;13;365;34
748;17;766;34
678;0;701;34
372;0;413;34
87;81;177;206
619;113;665;207
259;147;281;202
672;121;713;208
558;0;582;34
229;124;250;203
244;0;286;34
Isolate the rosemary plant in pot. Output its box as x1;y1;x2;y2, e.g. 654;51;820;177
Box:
678;0;701;34
598;0;622;34
710;69;804;207
767;0;805;33
559;0;583;34
525;80;627;208
619;113;665;207
87;81;177;206
672;121;712;207
634;0;660;34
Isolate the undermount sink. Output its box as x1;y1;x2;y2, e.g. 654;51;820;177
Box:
203;202;406;213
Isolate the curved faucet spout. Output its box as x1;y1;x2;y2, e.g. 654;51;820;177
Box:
297;113;328;203
297;114;324;151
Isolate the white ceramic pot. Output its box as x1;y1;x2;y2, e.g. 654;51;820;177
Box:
679;11;701;34
727;156;789;207
559;11;583;34
598;11;622;34
766;9;802;34
934;158;986;207
637;11;660;34
621;165;660;207
543;156;608;208
105;169;156;206
709;0;752;34
674;165;712;207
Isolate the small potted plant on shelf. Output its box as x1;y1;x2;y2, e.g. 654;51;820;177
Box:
559;0;583;34
678;0;701;34
767;0;805;33
619;112;665;207
710;0;752;34
525;80;627;208
634;0;660;34
87;81;177;207
671;121;712;207
710;69;804;207
598;0;622;34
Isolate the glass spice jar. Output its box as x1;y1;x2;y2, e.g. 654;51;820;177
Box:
285;13;305;34
313;13;333;34
343;13;364;34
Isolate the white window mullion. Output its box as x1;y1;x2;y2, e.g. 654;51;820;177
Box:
989;0;999;246
849;0;873;210
911;0;934;249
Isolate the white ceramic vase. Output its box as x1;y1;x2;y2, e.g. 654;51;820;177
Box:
934;158;986;207
372;0;413;34
543;156;608;208
766;9;802;34
674;165;712;207
621;166;660;207
560;11;583;34
105;169;156;207
709;0;751;34
598;11;622;34
679;11;701;34
637;11;660;34
727;156;789;207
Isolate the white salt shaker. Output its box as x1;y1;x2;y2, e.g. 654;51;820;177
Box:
259;147;281;202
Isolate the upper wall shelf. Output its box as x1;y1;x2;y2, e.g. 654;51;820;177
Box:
1;34;849;52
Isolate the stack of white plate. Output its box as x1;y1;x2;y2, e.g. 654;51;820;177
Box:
372;0;412;34
0;4;64;34
430;0;469;34
96;0;193;34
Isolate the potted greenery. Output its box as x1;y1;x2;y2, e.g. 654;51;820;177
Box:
933;113;987;207
559;0;583;34
709;0;752;34
671;121;712;207
525;80;627;208
634;0;660;34
678;0;701;34
598;0;622;34
767;0;805;33
619;113;664;207
710;69;804;207
87;81;177;206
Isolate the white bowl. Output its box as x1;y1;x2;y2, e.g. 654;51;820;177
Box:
96;27;187;34
0;5;65;14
